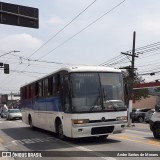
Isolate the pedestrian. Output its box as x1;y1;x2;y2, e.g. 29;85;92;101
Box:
3;104;8;110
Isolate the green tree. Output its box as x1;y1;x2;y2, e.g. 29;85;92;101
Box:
124;68;150;101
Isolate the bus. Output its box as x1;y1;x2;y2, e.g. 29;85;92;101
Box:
20;65;128;140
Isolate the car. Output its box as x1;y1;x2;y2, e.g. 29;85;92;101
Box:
6;109;22;120
0;109;8;118
144;109;155;123
131;108;152;123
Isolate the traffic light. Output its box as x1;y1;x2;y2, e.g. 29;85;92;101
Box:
4;64;9;74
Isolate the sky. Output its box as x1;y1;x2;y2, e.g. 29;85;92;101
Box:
1;0;160;94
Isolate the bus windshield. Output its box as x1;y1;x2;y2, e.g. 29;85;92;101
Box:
71;72;126;113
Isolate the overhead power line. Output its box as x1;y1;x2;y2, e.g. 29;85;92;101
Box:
29;0;97;58
9;53;73;65
99;54;123;66
101;41;160;68
11;69;47;75
10;0;127;80
0;0;97;87
0;0;127;90
39;0;127;60
134;42;160;51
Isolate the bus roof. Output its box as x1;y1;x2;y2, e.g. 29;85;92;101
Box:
59;65;121;73
21;65;122;87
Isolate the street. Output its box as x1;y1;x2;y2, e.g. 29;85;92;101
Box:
0;118;160;160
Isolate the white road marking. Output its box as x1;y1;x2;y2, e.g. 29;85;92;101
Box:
75;146;118;160
126;129;153;135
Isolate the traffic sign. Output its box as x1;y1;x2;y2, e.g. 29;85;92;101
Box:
0;2;39;28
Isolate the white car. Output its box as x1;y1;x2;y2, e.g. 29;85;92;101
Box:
144;109;155;123
6;109;22;120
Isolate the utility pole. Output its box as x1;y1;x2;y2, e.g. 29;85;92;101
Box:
131;31;136;95
121;31;138;100
121;31;138;126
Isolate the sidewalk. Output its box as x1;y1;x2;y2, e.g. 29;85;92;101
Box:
127;122;151;132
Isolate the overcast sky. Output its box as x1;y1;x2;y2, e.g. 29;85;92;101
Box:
0;0;160;94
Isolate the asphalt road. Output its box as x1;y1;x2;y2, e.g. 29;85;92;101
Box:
0;118;160;160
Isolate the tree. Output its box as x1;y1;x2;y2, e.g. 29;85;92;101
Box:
124;68;150;101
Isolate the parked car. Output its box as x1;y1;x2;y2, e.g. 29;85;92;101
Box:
6;109;22;120
150;105;160;139
131;108;151;123
0;109;8;118
144;109;155;123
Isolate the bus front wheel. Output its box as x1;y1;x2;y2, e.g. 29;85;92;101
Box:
57;122;65;140
98;135;108;140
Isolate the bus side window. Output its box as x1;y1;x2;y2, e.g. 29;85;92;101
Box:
54;74;61;94
52;76;56;95
30;84;35;98
63;75;70;113
56;74;61;93
24;87;27;99
38;81;43;97
44;78;48;96
35;82;39;97
48;77;53;95
28;85;31;99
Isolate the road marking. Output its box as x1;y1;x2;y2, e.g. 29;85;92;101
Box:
115;134;146;140
10;136;118;159
0;120;22;123
11;137;57;145
0;137;4;143
111;134;160;147
126;129;153;135
75;146;117;160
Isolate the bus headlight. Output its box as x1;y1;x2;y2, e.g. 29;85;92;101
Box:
116;116;127;121
72;119;89;124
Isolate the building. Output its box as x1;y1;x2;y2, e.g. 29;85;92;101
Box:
0;93;20;109
133;82;160;109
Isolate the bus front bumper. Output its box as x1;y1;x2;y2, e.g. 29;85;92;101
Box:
71;122;127;138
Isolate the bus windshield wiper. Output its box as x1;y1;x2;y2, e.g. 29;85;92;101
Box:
102;88;117;111
90;89;102;111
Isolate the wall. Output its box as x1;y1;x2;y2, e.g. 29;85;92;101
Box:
132;95;157;109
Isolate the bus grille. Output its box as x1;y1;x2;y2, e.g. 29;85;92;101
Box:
91;126;114;135
89;119;116;123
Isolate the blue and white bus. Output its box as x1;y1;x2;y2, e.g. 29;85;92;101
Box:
20;66;127;140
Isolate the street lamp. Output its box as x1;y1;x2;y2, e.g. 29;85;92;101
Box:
0;50;20;58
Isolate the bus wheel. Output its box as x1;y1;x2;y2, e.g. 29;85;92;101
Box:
153;124;160;139
57;122;65;140
98;135;108;140
29;117;35;130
